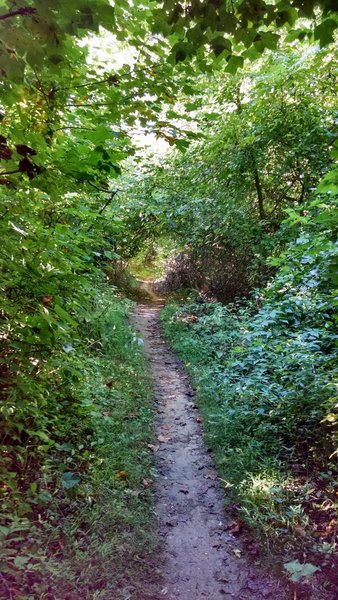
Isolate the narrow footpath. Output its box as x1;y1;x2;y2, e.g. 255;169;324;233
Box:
132;302;289;600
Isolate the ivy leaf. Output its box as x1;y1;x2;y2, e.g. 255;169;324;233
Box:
284;560;320;582
61;472;81;490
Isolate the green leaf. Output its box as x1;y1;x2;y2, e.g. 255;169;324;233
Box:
54;304;78;327
97;4;116;33
61;472;81;490
284;560;320;582
14;556;30;568
225;55;244;75
314;19;338;48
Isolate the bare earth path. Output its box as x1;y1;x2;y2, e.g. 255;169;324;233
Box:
132;303;289;600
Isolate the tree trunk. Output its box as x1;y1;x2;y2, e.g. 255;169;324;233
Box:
253;165;265;220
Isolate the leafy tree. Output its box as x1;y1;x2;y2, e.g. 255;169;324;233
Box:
118;44;336;297
154;0;338;68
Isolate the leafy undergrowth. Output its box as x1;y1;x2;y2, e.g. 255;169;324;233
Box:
161;201;338;599
128;240;178;283
1;288;160;600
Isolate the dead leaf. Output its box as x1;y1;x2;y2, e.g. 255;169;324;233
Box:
157;434;171;443
196;415;202;423
215;571;229;583
147;443;159;453
165;518;178;527
227;519;244;535
205;469;218;480
248;542;260;556
294;525;306;537
124;412;138;420
116;470;128;480
142;479;152;488
42;295;53;307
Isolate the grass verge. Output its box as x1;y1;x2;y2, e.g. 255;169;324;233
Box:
1;289;160;600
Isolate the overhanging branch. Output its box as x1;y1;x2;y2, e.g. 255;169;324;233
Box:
0;7;36;21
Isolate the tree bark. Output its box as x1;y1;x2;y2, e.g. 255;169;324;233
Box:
253;164;265;220
0;7;35;21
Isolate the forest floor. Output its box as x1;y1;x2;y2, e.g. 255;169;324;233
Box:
131;300;290;600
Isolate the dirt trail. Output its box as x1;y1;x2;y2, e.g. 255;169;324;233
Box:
132;303;288;600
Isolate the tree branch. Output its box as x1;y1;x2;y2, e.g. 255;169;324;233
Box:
0;7;36;21
53;126;97;133
253;165;265;220
88;181;112;193
98;190;119;215
87;189;120;231
0;169;21;176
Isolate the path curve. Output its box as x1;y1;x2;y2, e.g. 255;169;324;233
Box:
132;303;288;600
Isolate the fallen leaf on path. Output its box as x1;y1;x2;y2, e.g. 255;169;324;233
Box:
158;434;171;443
165;518;178;527
162;423;171;431
196;415;202;423
147;444;159;453
204;469;218;480
215;571;229;583
226;519;244;535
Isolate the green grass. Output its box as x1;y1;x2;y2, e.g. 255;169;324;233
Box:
2;291;160;599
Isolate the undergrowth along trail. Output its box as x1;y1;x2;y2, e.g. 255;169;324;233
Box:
161;295;338;600
1;290;160;599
